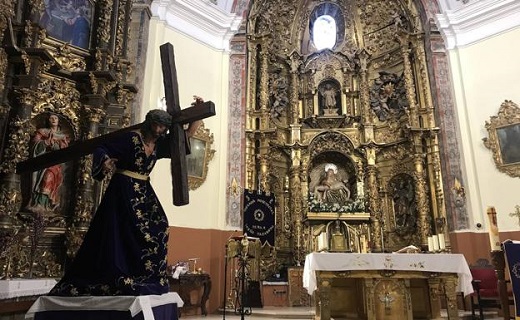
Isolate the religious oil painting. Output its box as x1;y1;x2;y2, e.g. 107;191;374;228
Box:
186;122;215;190
496;124;520;165
483;100;520;178
187;138;206;178
39;0;93;49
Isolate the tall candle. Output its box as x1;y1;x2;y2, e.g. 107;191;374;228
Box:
360;235;367;253
438;234;446;250
427;236;433;252
432;235;440;251
487;206;501;250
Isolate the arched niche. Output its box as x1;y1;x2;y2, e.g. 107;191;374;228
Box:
388;173;418;237
318;79;341;116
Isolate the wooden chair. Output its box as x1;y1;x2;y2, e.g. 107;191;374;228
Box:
470;262;501;319
470;258;513;320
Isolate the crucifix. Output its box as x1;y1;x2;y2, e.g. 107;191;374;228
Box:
16;42;215;206
510;205;520;227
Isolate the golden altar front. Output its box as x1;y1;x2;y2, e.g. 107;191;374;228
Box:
303;253;473;320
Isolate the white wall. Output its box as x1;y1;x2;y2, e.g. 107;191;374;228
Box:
141;18;230;229
449;26;520;233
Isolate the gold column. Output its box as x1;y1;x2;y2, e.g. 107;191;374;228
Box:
245;132;255;190
290;164;303;265
427;277;442;318
357;50;372;124
412;35;448;240
258;154;269;192
316;276;332;320
413;154;430;244
443;276;459;320
313;90;319;115
341;90;347;115
289;54;301;125
247;41;258;112
367;164;382;252
259;48;269;113
412;34;434;121
397;33;419;127
67;108;105;257
0;1;14;101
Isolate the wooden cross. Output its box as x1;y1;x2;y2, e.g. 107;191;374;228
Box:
16;42;215;206
510;205;520;227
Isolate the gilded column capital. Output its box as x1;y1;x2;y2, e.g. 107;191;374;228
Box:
84;107;106;123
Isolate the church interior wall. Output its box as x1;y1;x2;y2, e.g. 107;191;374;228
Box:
447;26;520;234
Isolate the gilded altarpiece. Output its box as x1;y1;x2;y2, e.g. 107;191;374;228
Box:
244;0;450;287
0;0;145;278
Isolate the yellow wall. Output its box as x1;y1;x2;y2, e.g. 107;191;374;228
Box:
141;18;230;230
449;26;520;233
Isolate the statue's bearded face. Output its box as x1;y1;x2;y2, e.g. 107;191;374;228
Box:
151;122;168;138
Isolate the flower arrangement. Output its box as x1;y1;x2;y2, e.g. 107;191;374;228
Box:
308;193;366;213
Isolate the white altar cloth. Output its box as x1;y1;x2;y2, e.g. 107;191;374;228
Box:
303;252;473;296
25;292;184;320
0;278;57;300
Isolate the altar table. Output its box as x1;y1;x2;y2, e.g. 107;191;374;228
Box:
25;292;183;320
303;252;473;320
0;279;57;319
0;278;57;300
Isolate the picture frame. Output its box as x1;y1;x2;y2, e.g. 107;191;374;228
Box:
187;122;215;190
483;100;520;177
38;0;94;50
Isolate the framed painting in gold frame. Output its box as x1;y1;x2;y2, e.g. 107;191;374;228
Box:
187;122;215;190
483;100;520;177
37;0;94;50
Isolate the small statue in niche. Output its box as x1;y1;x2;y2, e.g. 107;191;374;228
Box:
313;163;351;204
319;83;339;115
391;177;417;235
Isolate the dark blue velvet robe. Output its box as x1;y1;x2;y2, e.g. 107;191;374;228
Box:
49;131;171;296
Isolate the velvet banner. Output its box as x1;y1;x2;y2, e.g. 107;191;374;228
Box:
243;189;275;246
504;240;520;320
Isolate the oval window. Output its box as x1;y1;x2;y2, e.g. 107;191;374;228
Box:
312;15;337;50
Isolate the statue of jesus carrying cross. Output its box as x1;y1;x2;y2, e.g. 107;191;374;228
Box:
16;43;216;296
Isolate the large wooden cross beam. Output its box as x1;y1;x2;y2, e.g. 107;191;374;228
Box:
16;42;216;206
160;42;216;206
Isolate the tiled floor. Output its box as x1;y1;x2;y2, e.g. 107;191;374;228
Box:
179;306;504;319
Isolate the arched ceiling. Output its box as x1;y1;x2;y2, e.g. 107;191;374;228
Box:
150;0;520;51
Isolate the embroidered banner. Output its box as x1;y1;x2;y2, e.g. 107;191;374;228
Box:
504;240;520;320
243;189;275;246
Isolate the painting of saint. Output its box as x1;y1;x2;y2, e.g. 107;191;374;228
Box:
39;0;92;49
